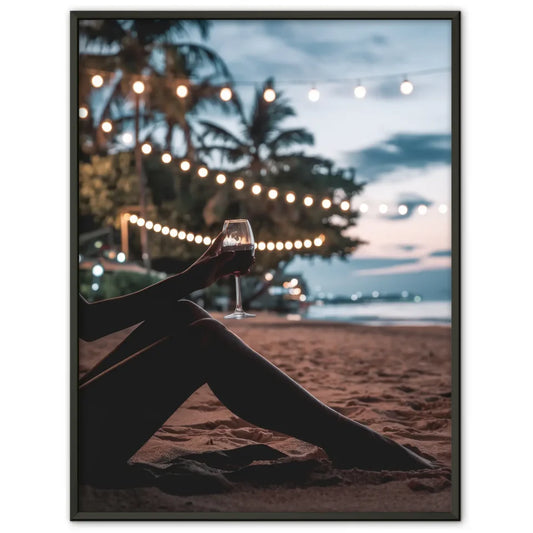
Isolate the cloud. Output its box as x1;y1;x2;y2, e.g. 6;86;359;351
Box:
395;244;419;252
429;249;451;257
346;133;451;182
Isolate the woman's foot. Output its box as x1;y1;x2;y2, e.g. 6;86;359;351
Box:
325;426;434;471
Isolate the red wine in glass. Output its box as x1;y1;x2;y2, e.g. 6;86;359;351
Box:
222;219;255;319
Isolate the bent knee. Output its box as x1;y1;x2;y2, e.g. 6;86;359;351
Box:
168;299;212;324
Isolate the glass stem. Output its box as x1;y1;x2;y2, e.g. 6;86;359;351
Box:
234;275;244;312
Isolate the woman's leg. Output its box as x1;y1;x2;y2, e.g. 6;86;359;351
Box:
79;315;431;483
79;299;211;386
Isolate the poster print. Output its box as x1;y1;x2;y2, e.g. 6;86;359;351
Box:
71;11;460;520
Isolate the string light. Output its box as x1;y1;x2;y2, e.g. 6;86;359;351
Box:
359;203;369;213
178;231;186;240
216;173;226;184
141;143;152;155
136;218;145;227
161;152;172;163
321;198;332;209
268;188;278;200
234;178;244;190
314;237;323;246
129;214;138;224
400;78;414;95
379;203;388;214
186;232;194;242
258;242;266;251
132;81;145;94
340;200;350;211
252;184;262;195
418;205;428;215
176;84;188;98
194;235;202;244
203;236;212;245
220;87;232;101
267;242;275;251
170;228;178;237
153;223;162;232
354;83;367;99
275;241;284;250
145;221;153;230
398;204;408;215
161;226;170;235
101;120;112;132
180;160;191;171
197;166;208;178
91;74;104;88
263;88;276;102
286;192;296;203
308;87;320;102
303;196;314;207
79;106;89;119
122;132;133;144
285;241;293;250
264;271;273;280
304;239;312;248
294;240;303;249
438;203;448;214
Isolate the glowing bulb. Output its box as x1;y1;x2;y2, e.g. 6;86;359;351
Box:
267;242;275;251
101;120;112;133
141;143;152;155
153;223;161;232
91;74;103;88
161;226;170;235
340;200;350;211
257;242;266;251
92;264;104;277
379;203;388;214
321;198;332;209
186;233;194;242
359;203;369;213
180;160;191;172
220;87;232;101
178;231;186;240
268;189;278;200
400;79;414;95
79;106;88;119
129;214;138;223
234;179;244;190
122;132;133;144
252;184;262;195
194;235;202;244
117;252;126;263
145;221;153;230
276;241;284;250
132;81;145;94
314;237;323;247
438;204;448;214
294;240;303;249
136;218;145;227
304;239;312;248
308;87;320;102
170;229;178;237
398;204;408;215
203;236;212;245
303;196;314;207
216;173;226;184
354;84;367;99
91;283;99;291
263;88;276;102
418;204;428;215
161;153;172;164
176;84;188;98
285;241;293;250
265;272;273;280
197;167;208;178
286;192;296;203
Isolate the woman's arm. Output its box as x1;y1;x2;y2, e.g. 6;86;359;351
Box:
78;233;253;342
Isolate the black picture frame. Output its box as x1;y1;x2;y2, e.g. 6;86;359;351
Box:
70;10;460;520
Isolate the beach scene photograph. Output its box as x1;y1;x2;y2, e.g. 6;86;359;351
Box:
74;13;457;518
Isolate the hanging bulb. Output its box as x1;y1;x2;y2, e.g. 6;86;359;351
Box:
353;80;366;99
161;153;172;164
180;160;191;172
400;78;414;95
263;87;276;102
308;87;320;102
220;87;232;101
101;120;112;133
141;143;152;155
176;84;188;98
132;81;145;94
91;74;104;88
78;106;89;119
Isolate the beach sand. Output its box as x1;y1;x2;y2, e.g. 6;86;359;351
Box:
77;313;453;515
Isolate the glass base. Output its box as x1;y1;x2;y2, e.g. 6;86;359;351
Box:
224;310;256;319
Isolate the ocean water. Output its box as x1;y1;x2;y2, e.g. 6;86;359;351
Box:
303;300;451;326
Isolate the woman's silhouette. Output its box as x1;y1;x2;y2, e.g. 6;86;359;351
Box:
78;234;432;485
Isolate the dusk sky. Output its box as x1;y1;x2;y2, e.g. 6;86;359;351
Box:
192;19;452;299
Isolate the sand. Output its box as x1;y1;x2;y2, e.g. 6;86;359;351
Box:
77;313;453;516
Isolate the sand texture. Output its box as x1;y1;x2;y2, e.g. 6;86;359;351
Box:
77;313;453;516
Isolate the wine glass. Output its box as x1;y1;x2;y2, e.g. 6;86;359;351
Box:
221;219;256;319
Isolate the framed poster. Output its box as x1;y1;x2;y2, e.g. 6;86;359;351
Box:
71;10;460;520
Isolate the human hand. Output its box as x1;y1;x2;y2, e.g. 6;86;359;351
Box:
184;233;255;291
